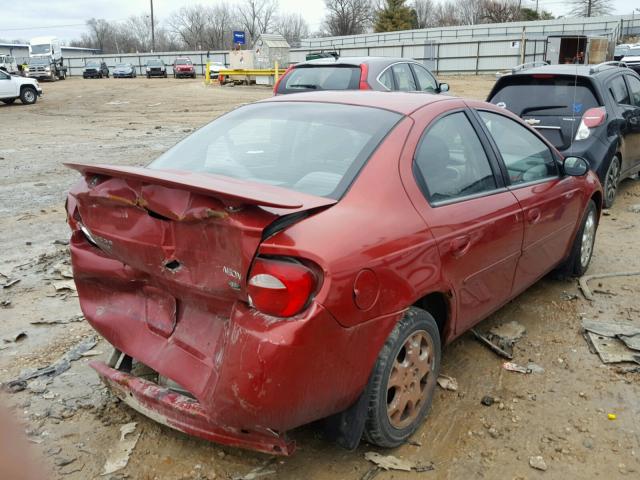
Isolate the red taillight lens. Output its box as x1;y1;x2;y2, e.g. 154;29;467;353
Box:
582;107;606;128
273;65;293;95
247;258;317;317
359;63;370;90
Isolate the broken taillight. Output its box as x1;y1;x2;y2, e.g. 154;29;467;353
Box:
247;257;317;317
575;107;606;141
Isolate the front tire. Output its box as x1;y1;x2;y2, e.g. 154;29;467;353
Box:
364;307;441;447
20;87;37;105
559;199;598;277
603;155;621;208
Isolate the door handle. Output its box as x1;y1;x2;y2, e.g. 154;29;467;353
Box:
527;208;542;224
450;235;471;258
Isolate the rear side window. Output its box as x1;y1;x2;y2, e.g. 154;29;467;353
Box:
411;64;438;93
392;63;417;91
378;68;394;90
279;66;360;93
627;76;640;107
479;111;558;185
489;76;600;116
609;76;631;105
149;102;401;199
414;112;497;203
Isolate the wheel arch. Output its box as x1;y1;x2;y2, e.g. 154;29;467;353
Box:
412;291;452;344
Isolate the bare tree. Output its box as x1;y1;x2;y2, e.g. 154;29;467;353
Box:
203;3;236;50
481;0;520;23
236;0;279;44
86;18;114;52
413;0;437;28
568;0;613;17
275;13;310;46
432;2;461;26
323;0;373;36
456;0;485;25
167;6;210;49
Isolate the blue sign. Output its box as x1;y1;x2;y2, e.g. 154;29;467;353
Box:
233;31;246;45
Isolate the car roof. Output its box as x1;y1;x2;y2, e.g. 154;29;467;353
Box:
296;56;417;68
508;64;627;78
262;90;456;115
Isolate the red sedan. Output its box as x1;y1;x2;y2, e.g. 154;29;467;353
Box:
65;91;601;455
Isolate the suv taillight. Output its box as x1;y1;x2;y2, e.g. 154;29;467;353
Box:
273;65;293;95
247;257;317;317
575;107;606;141
359;63;370;90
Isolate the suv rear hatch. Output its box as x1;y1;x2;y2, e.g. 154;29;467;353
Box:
487;74;602;150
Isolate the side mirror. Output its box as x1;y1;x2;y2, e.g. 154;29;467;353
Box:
563;156;589;176
439;83;450;93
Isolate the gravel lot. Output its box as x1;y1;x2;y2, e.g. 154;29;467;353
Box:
1;76;639;479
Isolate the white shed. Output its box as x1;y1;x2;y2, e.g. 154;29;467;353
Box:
254;34;290;70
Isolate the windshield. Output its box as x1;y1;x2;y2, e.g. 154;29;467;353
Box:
176;59;192;65
625;48;640;56
30;44;50;55
278;66;360;94
116;63;130;68
86;61;100;67
149;102;401;199
490;76;600;117
147;59;163;66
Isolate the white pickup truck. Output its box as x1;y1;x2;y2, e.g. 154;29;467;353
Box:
0;69;43;105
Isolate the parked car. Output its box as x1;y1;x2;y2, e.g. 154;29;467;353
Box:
173;57;196;78
113;63;137;78
614;44;633;61
621;45;640;74
487;62;640;207
208;61;225;80
145;59;167;78
65;91;601;456
83;60;109;79
274;56;449;95
0;69;42;105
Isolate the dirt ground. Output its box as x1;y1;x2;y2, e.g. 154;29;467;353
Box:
1;76;639;480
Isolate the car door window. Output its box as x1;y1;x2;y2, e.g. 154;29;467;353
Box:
378;67;394;90
478;111;558;185
609;75;631;105
414;112;497;203
391;63;416;91
626;75;640;107
411;64;438;93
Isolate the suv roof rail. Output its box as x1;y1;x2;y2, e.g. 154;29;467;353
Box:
590;61;628;73
511;61;549;74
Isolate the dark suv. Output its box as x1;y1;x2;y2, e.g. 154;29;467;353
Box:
83;61;109;79
274;56;449;95
488;62;640;207
145;59;167;78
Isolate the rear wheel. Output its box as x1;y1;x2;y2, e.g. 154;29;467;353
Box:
20;87;37;105
603;155;621;208
363;307;440;447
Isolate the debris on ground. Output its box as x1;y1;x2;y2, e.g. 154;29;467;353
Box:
3;331;27;343
481;395;495;406
30;314;84;326
527;362;545;374
233;463;276;480
3;336;97;391
629;204;640;213
502;362;532;374
436;374;458;391
52;280;77;292
1;299;11;308
101;422;141;476
2;278;20;288
578;271;640;301
582;319;640;364
608;413;617;420
529;455;548;471
364;452;413;472
470;329;511;359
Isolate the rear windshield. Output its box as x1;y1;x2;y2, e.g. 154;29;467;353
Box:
278;66;360;94
149;102;401;199
489;76;601;116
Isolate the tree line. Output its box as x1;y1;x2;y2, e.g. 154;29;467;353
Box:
67;0;613;53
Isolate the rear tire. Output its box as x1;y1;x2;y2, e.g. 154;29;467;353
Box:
558;199;598;277
20;87;37;105
363;307;440;448
603;155;621;208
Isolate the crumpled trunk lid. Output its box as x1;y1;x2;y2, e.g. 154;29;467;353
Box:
65;162;334;400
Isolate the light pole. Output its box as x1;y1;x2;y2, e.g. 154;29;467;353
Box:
150;0;155;52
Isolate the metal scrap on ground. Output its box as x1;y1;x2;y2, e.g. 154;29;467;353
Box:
582;319;640;364
101;422;140;476
471;321;526;359
578;271;640;301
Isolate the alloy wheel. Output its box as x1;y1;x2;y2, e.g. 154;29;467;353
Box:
605;157;620;206
580;209;596;268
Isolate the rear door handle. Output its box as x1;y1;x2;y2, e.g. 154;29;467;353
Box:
527;208;542;224
450;235;471;258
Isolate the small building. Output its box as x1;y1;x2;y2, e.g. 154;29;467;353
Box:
253;34;290;70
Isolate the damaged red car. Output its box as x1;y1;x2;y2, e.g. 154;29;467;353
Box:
65;91;602;455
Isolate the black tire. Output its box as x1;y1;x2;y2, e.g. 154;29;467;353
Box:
603;155;621;208
164;72;167;78
147;74;150;79
20;87;37;105
363;307;441;448
192;73;196;79
2;98;16;105
558;199;598;277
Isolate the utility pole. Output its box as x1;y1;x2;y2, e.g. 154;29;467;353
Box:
587;0;592;18
150;0;156;52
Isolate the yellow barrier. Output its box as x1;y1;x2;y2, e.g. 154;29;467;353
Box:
218;69;287;76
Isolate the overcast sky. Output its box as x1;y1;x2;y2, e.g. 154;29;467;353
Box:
1;0;638;43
